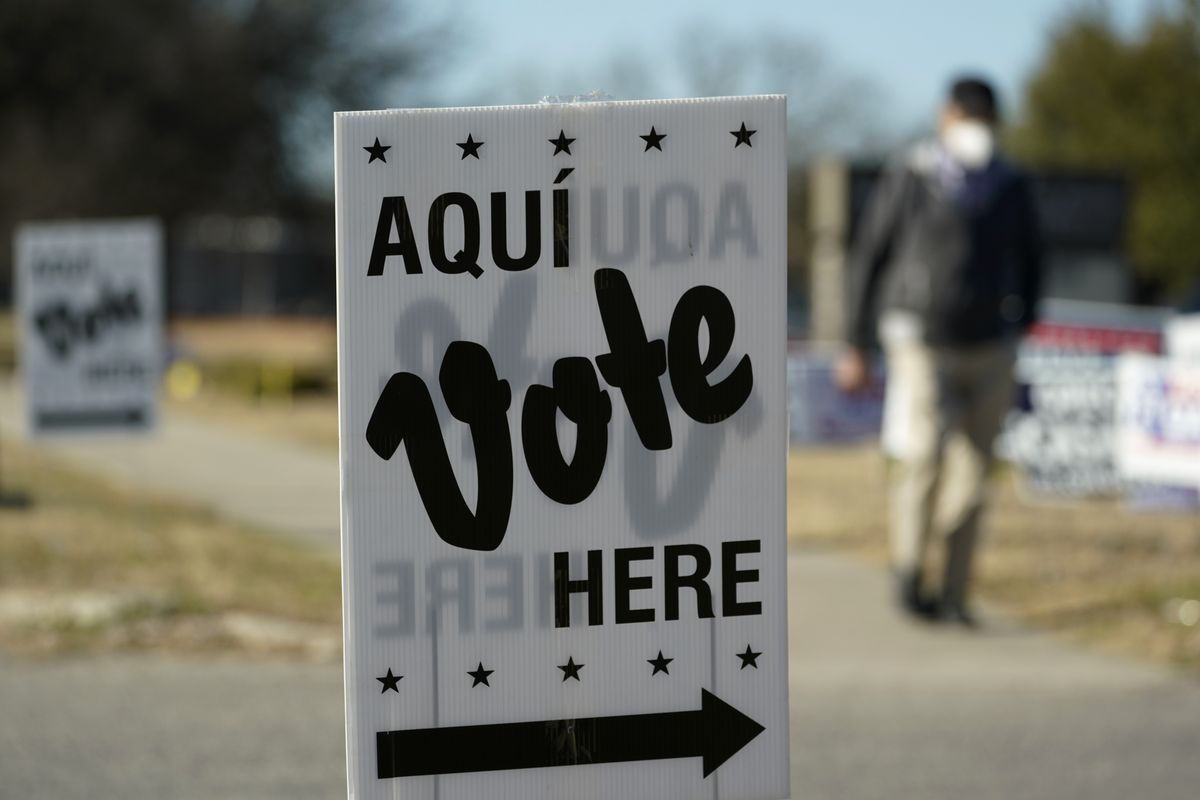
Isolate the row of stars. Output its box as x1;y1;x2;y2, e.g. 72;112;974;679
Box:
375;645;763;693
362;123;757;164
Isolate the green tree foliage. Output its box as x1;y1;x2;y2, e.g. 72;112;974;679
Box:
1008;1;1200;295
0;0;432;227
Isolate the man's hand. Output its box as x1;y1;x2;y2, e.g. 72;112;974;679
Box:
834;348;870;393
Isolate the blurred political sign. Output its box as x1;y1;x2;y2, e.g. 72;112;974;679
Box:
787;347;884;446
1116;355;1200;489
1166;314;1200;362
1000;300;1169;497
15;219;163;436
335;97;789;800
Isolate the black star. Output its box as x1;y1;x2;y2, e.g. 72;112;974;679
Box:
548;130;575;156
376;668;403;693
468;662;494;688
736;645;762;670
363;137;391;163
731;122;756;148
456;134;484;160
647;650;673;676
558;656;584;682
640;126;667;152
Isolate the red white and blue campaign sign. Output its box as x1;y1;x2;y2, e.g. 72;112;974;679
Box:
999;302;1168;496
335;97;789;800
15;219;163;436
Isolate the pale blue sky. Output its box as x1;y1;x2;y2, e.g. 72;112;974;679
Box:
424;0;1163;137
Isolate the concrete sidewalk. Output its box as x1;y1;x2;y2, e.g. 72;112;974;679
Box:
0;656;346;800
0;380;339;550
786;553;1200;800
2;551;1198;799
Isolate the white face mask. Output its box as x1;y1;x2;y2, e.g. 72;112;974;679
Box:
941;120;995;169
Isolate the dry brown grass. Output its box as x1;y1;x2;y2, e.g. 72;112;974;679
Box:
788;445;1200;674
0;441;341;659
169;316;335;364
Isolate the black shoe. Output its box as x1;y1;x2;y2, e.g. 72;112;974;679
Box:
896;572;940;621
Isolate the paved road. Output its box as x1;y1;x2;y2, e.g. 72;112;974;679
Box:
2;552;1198;799
787;553;1200;800
0;380;339;549
0;656;346;800
2;380;1198;797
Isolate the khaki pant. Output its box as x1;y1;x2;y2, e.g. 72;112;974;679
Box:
884;337;1016;608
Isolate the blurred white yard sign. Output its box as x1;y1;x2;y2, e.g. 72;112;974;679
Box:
1166;314;1200;361
1115;354;1200;487
335;97;789;800
15;219;162;436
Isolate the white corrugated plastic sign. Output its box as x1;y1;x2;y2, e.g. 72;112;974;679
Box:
15;219;163;436
335;96;789;800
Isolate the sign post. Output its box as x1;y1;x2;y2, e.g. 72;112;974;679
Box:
15;219;163;437
336;96;789;800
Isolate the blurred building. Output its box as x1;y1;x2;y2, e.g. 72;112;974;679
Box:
807;158;1131;342
170;215;334;317
1;214;334;319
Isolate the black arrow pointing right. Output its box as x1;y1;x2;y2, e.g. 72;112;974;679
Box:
377;688;764;780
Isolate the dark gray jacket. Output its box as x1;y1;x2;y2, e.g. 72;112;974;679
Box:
845;142;1043;348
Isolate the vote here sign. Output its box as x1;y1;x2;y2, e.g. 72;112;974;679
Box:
335;96;789;800
15;219;163;436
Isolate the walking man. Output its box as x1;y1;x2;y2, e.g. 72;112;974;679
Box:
835;76;1043;624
